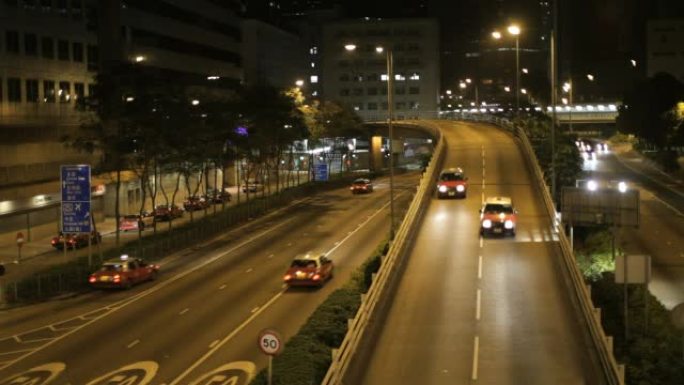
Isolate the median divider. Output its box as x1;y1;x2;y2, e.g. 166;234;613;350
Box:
321;121;445;385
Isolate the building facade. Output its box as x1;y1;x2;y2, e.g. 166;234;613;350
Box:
321;18;440;121
647;18;684;82
0;0;97;197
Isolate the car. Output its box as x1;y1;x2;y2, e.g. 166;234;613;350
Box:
183;196;210;211
479;197;517;236
88;255;159;289
242;180;264;193
350;178;373;194
436;167;468;198
283;253;334;287
206;187;232;203
153;204;183;221
119;211;155;232
51;231;102;250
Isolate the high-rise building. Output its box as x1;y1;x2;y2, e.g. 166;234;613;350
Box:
321;18;440;121
0;0;243;200
647;18;684;82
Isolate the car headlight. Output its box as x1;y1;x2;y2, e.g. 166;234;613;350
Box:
438;185;447;193
482;219;492;228
456;185;465;192
504;220;514;229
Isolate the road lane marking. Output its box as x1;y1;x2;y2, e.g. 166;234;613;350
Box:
219;284;226;290
480;237;484;248
0;348;35;356
251;307;259;313
127;339;140;348
472;336;480;380
209;340;220;349
268;254;274;259
179;308;189;315
246;268;253;273
478;256;483;279
475;289;481;320
169;290;285;385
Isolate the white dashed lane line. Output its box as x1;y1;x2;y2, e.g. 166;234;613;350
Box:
219;284;226;290
475;289;482;321
250;307;259;314
245;268;253;273
127;339;140;349
179;308;189;316
472;336;480;380
478;255;483;279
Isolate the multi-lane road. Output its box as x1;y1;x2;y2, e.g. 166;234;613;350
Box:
351;121;599;385
0;173;417;384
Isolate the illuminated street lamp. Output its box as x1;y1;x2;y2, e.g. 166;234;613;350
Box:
345;43;396;237
295;79;304;87
493;24;522;115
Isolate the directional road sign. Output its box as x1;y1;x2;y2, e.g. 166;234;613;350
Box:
61;165;92;233
314;163;328;181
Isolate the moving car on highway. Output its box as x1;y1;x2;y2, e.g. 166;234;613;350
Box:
283;253;334;287
479;196;517;236
88;255;159;289
51;231;102;250
436;167;468;199
350;178;374;194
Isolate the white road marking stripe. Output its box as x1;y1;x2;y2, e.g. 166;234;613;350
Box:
472;336;480;380
209;340;220;349
476;289;482;320
127;339;140;348
179;308;189;315
251;307;259;313
268;254;274;259
478;256;483;279
18;337;54;344
479;237;484;248
0;348;35;356
246;268;253;273
13;336;20;343
219;284;226;290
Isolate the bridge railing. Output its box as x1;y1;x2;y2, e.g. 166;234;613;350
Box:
321;120;446;385
463;114;625;385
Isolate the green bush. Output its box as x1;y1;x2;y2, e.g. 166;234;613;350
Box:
574;228;616;280
249;240;388;385
589;273;684;384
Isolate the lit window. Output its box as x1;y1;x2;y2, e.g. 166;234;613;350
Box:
395;74;406;81
311;91;318;96
410;73;420;80
310;75;318;83
311;62;315;68
310;46;318;55
381;74;388;81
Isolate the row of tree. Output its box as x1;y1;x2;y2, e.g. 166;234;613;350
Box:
65;63;364;243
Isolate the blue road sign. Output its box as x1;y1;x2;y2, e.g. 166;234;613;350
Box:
314;163;328;181
60;165;92;233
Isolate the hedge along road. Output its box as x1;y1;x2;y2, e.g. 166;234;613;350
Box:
0;173;419;384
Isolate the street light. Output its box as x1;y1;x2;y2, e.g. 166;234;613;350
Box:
345;43;396;238
493;24;522;115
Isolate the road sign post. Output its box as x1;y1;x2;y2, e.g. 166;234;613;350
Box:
258;329;282;385
16;232;24;263
60;165;92;263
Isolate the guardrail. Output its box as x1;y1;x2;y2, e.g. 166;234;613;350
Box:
321;121;445;385
463;114;625;385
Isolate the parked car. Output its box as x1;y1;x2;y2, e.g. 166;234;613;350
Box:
51;231;102;250
183;196;210;211
242;180;264;193
153;204;183;221
283;253;334;287
479;196;517;237
88;255;159;289
206;187;232;203
436;167;468;199
350;178;374;194
119;211;155;232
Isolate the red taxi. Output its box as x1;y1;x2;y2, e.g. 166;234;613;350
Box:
88;255;159;289
51;231;102;250
283;253;334;287
350;178;373;194
119;212;155;232
437;168;468;199
479;196;517;237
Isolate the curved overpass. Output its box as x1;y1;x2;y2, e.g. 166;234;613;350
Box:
344;120;607;384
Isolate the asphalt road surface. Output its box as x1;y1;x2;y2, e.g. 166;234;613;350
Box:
0;174;418;384
352;121;598;385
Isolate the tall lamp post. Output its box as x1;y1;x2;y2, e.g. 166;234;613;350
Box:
345;44;396;238
492;24;521;115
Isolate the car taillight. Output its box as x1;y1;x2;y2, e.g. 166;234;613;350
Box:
88;276;96;283
113;274;121;283
51;240;56;245
312;274;321;281
284;274;292;281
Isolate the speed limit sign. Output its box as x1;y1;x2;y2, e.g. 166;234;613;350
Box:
257;329;282;356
